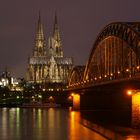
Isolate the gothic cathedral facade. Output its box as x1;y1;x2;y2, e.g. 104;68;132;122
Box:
26;13;73;86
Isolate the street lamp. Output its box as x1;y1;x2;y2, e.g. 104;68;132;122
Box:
127;90;132;95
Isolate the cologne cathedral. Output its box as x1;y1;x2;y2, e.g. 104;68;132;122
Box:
26;13;73;86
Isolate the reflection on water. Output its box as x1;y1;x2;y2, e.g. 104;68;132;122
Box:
0;108;107;140
125;136;140;140
126;136;135;140
69;111;107;140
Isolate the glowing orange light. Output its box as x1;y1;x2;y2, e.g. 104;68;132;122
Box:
68;96;72;100
94;77;97;80
132;91;140;128
71;93;74;96
137;66;139;69
49;96;54;102
118;71;120;74
73;94;80;110
126;137;135;140
127;90;132;95
126;69;129;72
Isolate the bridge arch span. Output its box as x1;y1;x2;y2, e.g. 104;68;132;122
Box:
68;66;85;87
83;22;140;82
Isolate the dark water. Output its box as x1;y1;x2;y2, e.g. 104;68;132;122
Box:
0;108;107;140
81;110;131;127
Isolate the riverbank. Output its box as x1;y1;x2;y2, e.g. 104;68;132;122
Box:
81;117;140;140
80;110;140;140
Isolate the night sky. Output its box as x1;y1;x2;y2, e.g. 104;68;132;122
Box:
0;0;140;78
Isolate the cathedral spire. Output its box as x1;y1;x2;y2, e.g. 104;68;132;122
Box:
47;12;63;58
36;11;45;41
33;12;46;56
53;12;61;42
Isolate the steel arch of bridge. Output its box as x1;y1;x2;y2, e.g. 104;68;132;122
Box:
69;22;140;89
68;66;85;86
83;22;140;82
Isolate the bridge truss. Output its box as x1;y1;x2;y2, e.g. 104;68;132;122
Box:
69;22;140;89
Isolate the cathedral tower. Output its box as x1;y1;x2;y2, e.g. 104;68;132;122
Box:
48;13;63;58
27;13;48;83
33;12;46;57
27;12;73;88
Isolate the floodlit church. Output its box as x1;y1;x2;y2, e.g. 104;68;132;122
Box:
26;13;73;86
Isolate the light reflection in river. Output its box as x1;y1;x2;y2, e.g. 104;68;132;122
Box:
125;136;140;140
69;111;107;140
16;108;20;139
0;108;107;140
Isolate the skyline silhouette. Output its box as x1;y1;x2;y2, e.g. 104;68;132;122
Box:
0;0;140;78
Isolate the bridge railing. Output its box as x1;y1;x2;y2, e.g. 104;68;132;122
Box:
68;65;140;89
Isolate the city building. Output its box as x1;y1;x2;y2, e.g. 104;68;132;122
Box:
26;13;73;88
0;69;23;91
0;70;11;87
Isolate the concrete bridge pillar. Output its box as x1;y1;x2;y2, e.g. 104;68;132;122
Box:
71;93;80;110
131;91;140;128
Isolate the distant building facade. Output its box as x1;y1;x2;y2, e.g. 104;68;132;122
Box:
0;69;22;91
26;13;73;86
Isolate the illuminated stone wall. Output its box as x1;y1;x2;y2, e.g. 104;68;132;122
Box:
132;92;140;128
27;13;73;85
73;94;80;110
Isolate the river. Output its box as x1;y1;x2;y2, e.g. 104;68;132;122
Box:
0;108;107;140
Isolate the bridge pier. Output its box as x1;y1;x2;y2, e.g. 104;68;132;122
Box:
131;90;140;128
71;93;80;110
77;82;134;126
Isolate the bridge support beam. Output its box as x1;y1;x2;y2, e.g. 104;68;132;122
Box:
72;93;80;110
132;91;140;128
